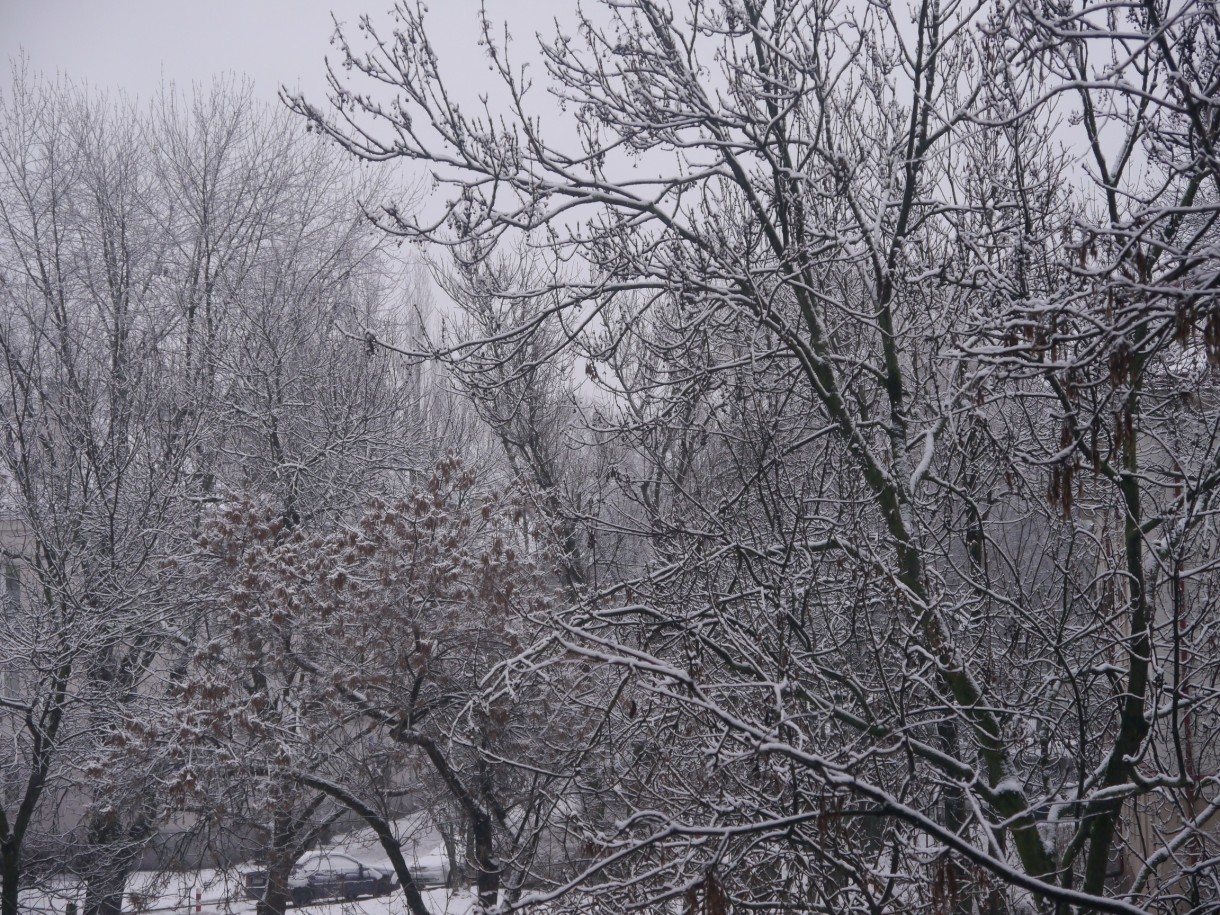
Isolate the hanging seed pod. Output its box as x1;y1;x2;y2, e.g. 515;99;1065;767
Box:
1062;462;1074;517
1110;342;1131;388
932;859;945;914
1205;305;1220;368
946;855;960;912
706;876;728;915
1175;301;1195;347
1134;248;1149;283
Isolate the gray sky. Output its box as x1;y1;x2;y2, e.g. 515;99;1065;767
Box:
0;0;585;324
1;0;571;108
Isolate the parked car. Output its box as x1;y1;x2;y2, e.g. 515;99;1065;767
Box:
244;851;397;907
405;851;450;888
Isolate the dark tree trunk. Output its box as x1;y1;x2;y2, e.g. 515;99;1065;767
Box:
438;816;460;889
81;811;148;915
1;837;20;915
83;869;128;915
291;772;433;915
472;812;499;912
255;816;295;915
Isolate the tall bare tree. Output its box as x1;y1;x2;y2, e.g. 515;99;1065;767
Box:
0;70;417;915
289;0;1220;912
0;72;196;915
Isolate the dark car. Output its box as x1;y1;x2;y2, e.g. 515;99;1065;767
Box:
244;851;397;907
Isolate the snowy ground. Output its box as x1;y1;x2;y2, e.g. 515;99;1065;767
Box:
21;816;476;915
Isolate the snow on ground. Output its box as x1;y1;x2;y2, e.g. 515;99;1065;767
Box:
20;814;473;915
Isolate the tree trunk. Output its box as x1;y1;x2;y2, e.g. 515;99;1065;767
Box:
1;837;20;915
83;869;128;915
81;810;148;915
255;816;295;915
291;773;433;915
472;812;499;913
438;818;460;889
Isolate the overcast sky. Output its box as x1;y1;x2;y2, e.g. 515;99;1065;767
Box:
1;0;572;108
0;0;587;325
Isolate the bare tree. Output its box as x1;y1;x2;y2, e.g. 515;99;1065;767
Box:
288;0;1220;912
0;72;197;915
435;252;593;594
0;70;420;915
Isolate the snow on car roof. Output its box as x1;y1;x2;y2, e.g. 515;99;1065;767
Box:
296;851;359;865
